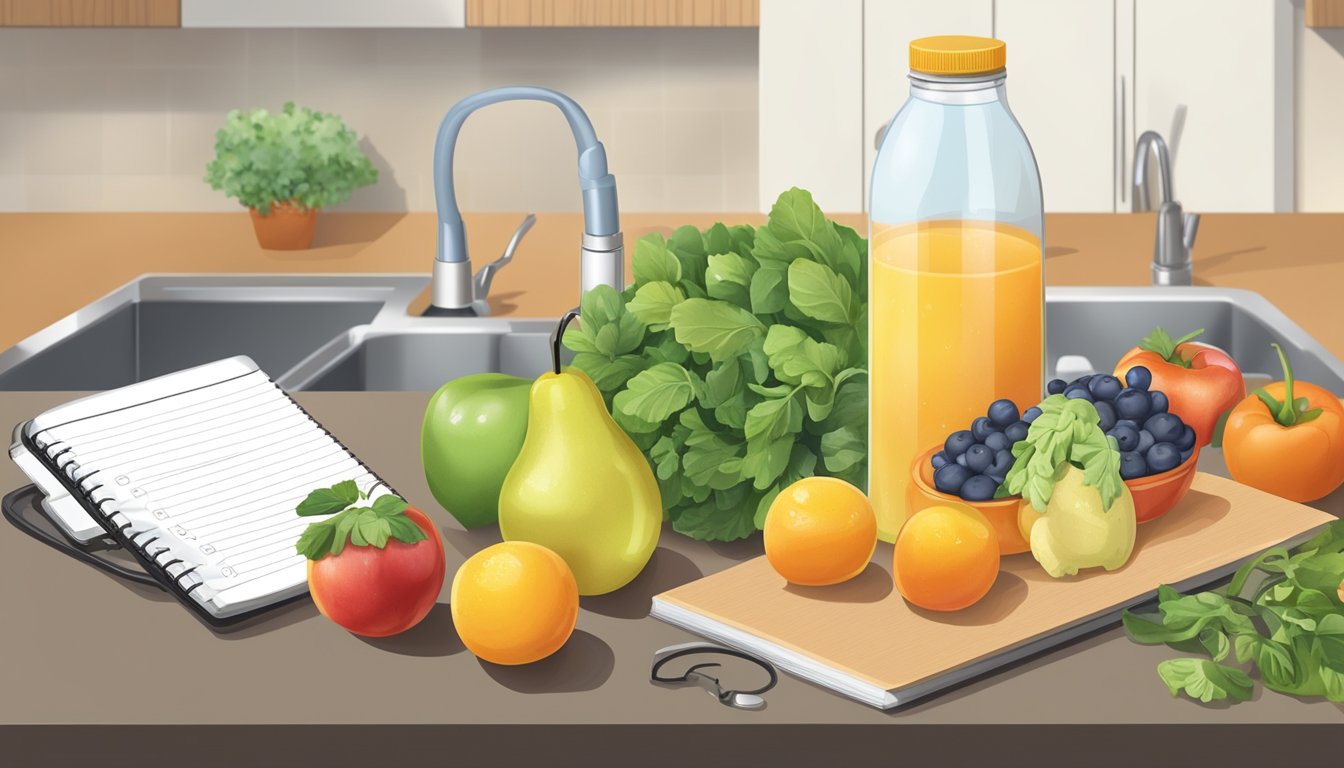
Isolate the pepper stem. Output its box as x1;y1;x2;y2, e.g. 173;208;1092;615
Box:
1271;342;1295;425
551;308;581;375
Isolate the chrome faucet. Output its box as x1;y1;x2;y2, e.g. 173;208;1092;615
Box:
426;87;623;316
1133;130;1199;287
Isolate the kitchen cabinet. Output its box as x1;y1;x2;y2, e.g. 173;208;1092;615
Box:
1132;0;1295;213
1307;0;1344;27
465;0;758;27
763;0;1296;213
0;0;179;27
180;0;466;28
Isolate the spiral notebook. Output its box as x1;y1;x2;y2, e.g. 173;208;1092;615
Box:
7;356;394;626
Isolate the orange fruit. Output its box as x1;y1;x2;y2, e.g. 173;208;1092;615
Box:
764;477;878;586
894;504;1000;611
450;541;579;665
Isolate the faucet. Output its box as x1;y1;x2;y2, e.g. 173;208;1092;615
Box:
426;86;623;316
1133;130;1199;287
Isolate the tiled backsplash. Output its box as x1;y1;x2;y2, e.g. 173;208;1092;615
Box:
0;27;759;212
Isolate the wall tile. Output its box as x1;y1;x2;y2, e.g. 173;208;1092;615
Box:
663;173;725;212
0;112;22;174
0;174;22;210
24;28;138;69
614;173;667;213
23;112;101;175
102;112;169;175
168;111;224;177
25;174;104;210
608;109;668;176
295;29;378;71
101;174;175;211
662;110;724;176
132;29;247;69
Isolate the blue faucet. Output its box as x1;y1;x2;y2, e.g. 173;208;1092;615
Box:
427;86;623;315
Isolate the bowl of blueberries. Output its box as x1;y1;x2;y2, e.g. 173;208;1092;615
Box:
912;365;1202;543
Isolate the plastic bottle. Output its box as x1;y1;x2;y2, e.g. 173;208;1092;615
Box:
869;35;1044;541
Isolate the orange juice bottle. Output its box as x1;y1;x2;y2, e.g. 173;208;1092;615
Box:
869;36;1044;541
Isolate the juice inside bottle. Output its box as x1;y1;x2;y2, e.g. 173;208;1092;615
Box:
868;35;1045;541
869;220;1042;538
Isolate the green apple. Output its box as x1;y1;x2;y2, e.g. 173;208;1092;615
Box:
420;372;530;528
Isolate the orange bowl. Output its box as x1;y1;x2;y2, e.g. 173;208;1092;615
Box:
1127;447;1200;524
908;447;1030;555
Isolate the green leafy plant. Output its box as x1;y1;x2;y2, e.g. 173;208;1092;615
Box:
204;102;377;214
1123;520;1344;704
562;188;867;542
294;480;426;560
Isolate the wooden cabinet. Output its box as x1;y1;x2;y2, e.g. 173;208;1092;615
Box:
465;0;758;27
0;0;179;27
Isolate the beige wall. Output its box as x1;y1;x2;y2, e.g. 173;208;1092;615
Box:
0;27;759;213
1298;24;1344;211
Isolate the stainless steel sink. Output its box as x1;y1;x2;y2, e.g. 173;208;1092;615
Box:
279;321;557;391
0;275;429;391
3;277;1342;402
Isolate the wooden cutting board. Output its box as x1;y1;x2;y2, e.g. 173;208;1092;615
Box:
652;473;1338;708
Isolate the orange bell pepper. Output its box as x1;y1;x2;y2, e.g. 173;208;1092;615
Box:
1223;343;1344;503
1114;327;1245;448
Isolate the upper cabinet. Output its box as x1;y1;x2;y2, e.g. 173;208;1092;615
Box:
761;0;1297;213
0;0;179;26
181;0;466;28
466;0;758;27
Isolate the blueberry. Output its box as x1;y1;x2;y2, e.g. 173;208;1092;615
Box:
1115;419;1139;431
1023;406;1043;424
1065;386;1094;401
1176;425;1196;451
1047;379;1067;395
945;430;976;458
964;444;994;474
956;453;969;467
1136;429;1155;455
988;449;1014;479
1120;451;1148;480
1147;442;1181;473
1180;447;1194;464
1072;375;1095;386
988;399;1020;428
1005;421;1029;444
1125;366;1153;391
934;463;972;494
984;432;1011;452
1093;401;1117;432
1150;390;1169;414
1088;375;1123;402
1108;424;1140;452
1144;413;1184;444
971;417;1000;442
1114;388;1152;422
960;474;999;502
931;451;948;470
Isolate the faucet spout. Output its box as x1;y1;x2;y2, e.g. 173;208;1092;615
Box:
429;86;623;312
1133;130;1173;212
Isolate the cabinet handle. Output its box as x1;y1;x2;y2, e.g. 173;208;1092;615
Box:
1116;74;1126;207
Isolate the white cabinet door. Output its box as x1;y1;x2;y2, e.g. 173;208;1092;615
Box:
758;0;864;213
1133;0;1294;212
862;0;993;208
996;0;1117;212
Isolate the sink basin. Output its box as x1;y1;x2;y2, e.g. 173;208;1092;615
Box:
3;278;1341;400
281;321;557;391
0;275;428;390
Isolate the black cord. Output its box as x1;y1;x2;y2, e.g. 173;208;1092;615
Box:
650;645;778;696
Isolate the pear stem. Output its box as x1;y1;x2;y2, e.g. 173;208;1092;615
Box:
552;308;581;375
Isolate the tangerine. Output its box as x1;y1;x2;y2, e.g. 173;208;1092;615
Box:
764;477;878;586
450;541;579;665
894;503;1000;611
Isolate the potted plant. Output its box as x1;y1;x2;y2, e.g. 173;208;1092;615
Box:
204;102;377;250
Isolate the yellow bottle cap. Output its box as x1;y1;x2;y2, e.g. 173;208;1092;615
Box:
909;35;1006;76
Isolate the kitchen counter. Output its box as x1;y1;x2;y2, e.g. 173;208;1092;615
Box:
1;391;1340;766
2;212;1342;360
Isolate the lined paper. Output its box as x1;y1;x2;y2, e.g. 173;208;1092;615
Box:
26;356;390;618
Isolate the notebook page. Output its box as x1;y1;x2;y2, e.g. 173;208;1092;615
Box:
26;356;386;618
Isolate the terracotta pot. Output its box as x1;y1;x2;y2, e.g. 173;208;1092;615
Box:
249;201;318;250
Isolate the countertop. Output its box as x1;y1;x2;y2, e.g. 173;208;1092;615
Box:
2;212;1342;357
2;391;1341;766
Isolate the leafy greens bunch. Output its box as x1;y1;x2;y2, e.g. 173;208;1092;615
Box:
1123;520;1344;704
204;102;377;215
562;188;867;542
